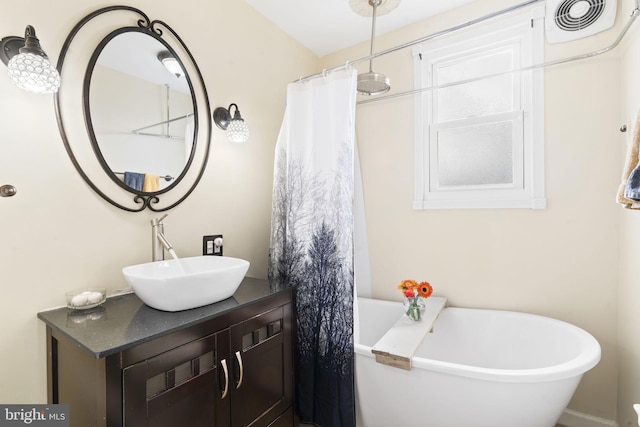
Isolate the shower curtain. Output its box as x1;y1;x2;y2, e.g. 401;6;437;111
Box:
269;69;357;427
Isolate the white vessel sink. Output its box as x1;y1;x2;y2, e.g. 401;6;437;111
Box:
122;256;250;312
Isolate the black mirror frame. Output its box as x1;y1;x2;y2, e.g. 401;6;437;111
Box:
54;6;211;212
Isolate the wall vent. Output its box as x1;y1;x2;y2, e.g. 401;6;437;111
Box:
545;0;617;43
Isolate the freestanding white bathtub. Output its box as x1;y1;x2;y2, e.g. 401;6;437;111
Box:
355;298;601;427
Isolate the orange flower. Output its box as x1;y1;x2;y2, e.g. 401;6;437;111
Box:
397;279;418;292
417;281;433;298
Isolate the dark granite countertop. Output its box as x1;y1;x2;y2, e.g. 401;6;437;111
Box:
37;277;284;359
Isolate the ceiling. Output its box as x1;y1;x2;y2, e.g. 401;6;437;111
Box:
245;0;478;57
96;32;190;95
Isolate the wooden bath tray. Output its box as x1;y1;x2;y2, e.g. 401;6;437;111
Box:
371;296;447;370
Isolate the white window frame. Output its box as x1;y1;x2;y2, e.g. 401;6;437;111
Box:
413;6;546;210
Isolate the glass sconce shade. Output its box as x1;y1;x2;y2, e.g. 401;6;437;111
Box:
213;103;250;143
1;25;60;94
226;118;250;143
7;52;60;93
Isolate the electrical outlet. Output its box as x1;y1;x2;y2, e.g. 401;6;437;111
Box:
203;235;223;256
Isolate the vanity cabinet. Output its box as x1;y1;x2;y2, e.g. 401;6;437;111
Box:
39;279;294;427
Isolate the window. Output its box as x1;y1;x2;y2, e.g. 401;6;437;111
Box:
413;7;545;209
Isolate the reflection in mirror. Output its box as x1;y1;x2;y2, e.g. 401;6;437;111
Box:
89;31;194;193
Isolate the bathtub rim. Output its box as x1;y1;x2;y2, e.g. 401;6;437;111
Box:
355;297;601;384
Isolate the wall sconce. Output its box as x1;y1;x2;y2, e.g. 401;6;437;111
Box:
157;51;183;78
213;103;250;143
0;25;60;94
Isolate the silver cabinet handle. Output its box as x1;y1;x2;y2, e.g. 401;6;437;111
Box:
220;359;229;399
235;351;244;389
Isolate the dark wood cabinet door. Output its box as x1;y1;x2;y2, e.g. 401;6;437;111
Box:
230;304;293;427
123;330;231;427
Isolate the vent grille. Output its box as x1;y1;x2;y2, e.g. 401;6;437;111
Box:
555;0;605;32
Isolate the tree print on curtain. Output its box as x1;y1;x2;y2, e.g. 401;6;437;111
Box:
269;69;357;427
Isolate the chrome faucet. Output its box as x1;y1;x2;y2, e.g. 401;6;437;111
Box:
151;214;175;261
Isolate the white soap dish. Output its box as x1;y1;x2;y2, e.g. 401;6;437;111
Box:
66;289;106;310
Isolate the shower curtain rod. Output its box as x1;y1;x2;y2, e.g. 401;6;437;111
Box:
358;2;640;105
296;0;545;83
131;111;192;140
131;84;192;139
131;113;193;134
296;0;640;105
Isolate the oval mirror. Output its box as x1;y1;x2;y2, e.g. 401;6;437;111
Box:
87;31;195;194
55;6;211;212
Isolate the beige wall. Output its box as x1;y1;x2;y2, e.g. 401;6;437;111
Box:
618;0;640;424
323;0;623;421
0;0;317;403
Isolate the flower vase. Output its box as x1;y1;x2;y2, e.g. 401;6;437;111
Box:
403;296;426;321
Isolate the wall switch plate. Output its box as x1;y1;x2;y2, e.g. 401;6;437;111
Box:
203;235;223;256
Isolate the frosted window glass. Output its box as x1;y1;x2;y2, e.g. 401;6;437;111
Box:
436;121;513;188
436;50;514;122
